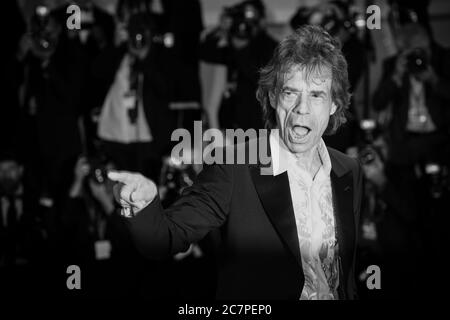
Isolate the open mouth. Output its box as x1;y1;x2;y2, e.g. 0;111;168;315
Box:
292;125;311;136
288;125;311;143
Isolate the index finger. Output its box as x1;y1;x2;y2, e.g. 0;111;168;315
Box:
107;170;137;185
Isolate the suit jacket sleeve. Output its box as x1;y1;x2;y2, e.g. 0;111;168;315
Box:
126;164;234;259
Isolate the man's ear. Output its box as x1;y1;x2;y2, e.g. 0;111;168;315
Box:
330;102;337;115
268;91;277;109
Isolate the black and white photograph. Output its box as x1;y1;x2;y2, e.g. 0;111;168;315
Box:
1;0;450;311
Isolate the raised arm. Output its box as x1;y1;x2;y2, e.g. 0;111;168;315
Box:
108;164;234;259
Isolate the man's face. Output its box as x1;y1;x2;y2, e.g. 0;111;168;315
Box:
270;66;336;155
0;160;23;196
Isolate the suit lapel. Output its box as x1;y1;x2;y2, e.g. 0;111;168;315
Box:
329;151;355;293
249;165;302;267
248;133;301;267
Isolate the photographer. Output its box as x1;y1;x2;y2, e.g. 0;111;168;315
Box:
356;137;424;298
93;2;176;181
61;156;143;297
372;21;450;296
19;5;86;200
373;22;450;167
52;0;116;153
200;0;277;130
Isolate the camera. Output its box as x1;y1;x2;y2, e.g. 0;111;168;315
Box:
407;48;429;74
320;4;353;36
159;156;197;207
359;147;377;165
127;12;153;51
358;119;378;165
29;5;60;54
423;163;449;199
290;1;357;37
87;157;108;185
223;1;263;40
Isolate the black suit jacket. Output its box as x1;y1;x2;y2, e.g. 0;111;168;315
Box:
127;138;363;300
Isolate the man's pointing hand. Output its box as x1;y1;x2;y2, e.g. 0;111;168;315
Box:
108;171;158;217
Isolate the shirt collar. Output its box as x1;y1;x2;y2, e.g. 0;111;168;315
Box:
269;129;332;177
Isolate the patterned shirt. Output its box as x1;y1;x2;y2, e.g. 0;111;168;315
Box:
270;131;339;300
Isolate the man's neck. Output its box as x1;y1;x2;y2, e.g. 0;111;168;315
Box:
276;133;322;179
293;146;322;179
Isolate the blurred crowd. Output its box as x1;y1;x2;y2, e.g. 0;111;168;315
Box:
1;0;449;299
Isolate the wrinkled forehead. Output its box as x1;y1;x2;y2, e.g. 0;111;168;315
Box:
282;64;332;90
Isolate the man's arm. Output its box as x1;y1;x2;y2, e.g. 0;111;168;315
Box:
112;164;234;260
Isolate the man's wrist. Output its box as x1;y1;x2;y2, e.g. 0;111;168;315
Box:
121;197;155;218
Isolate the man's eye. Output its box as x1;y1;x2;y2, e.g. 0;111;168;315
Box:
311;93;322;99
282;90;296;97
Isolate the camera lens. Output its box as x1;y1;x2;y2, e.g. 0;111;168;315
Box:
407;48;428;74
359;147;376;165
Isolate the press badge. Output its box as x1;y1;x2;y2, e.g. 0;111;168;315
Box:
123;94;136;110
95;240;112;260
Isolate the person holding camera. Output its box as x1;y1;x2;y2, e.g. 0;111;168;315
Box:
18;5;88;201
373;22;450;297
93;1;176;182
356;138;424;298
373;22;450;167
63;156;116;267
200;0;277;130
61;155;146;297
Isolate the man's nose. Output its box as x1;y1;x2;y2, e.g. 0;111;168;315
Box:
293;96;310;115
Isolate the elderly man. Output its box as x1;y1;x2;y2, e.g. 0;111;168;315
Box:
109;26;362;300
